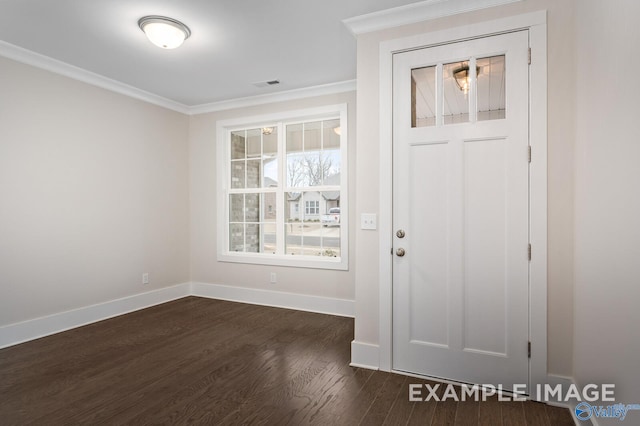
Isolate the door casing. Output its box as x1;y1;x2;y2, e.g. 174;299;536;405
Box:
377;11;548;398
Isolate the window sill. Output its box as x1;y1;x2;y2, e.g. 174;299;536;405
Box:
217;252;348;271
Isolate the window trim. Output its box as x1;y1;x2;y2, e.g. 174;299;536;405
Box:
216;104;348;270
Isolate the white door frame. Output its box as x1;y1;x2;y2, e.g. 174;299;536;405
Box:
378;10;548;397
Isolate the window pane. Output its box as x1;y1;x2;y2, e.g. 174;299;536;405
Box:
229;194;244;222
286;123;303;153
263;127;278;188
246;224;260;252
245;193;260;222
411;66;436;127
443;61;471;124
231;161;245;188
323;119;340;149
229;223;244;252
477;55;506;121
321;119;342;185
231;131;245;160
321;151;340;186
246;129;261;158
301;223;323;256
262;221;276;254
319;193;341;257
285;192;303;255
263;128;277;154
286;124;305;188
262;194;276;254
304;121;322;151
263;192;276;222
246;159;261;188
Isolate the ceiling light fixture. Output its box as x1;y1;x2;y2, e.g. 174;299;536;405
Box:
138;16;191;49
262;127;273;135
452;64;480;95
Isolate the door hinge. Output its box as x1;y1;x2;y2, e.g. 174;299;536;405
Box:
528;244;532;261
528;146;532;163
528;341;532;358
528;47;532;65
391;247;393;255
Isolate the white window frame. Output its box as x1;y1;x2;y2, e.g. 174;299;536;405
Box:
216;104;348;270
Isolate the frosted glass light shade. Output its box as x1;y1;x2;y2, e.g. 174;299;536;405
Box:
138;16;191;49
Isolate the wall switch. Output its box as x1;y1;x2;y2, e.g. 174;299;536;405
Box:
361;213;377;230
142;273;149;285
270;272;277;284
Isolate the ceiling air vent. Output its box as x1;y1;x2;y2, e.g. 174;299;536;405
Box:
252;79;280;88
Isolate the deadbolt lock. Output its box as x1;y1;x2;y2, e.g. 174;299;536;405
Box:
396;229;406;238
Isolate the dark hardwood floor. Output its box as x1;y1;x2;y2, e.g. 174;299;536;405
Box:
0;297;574;425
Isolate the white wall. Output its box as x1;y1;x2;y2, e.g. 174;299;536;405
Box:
353;0;576;377
0;57;190;327
189;92;356;302
573;0;640;420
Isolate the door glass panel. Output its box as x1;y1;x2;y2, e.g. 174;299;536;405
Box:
411;66;436;128
443;61;471;125
477;55;506;121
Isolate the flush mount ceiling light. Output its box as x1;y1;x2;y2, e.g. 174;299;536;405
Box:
138;16;191;49
452;64;480;95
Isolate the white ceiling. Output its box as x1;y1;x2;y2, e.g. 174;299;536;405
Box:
0;0;422;107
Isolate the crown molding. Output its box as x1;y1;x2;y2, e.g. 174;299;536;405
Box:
343;0;524;35
187;80;357;115
0;40;356;116
0;40;190;114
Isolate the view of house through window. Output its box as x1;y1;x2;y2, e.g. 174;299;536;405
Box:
224;112;345;266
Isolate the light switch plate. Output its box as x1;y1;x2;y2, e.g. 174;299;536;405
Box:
361;213;377;230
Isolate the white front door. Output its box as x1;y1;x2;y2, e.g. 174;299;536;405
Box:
392;31;530;390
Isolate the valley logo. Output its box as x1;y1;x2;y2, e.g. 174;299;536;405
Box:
575;402;640;422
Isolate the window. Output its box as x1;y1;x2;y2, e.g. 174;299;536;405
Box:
217;104;348;270
305;200;319;215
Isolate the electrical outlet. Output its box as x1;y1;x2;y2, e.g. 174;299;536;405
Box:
142;273;149;285
270;272;277;284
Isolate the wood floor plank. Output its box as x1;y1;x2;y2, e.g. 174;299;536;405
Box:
545;403;575;426
501;401;526;426
455;399;479;426
0;298;575;425
360;373;408;425
523;400;550;426
478;395;503;426
406;379;443;426
430;392;459;426
382;376;416;426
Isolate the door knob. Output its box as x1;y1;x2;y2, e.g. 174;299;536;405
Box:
396;229;406;238
396;248;406;257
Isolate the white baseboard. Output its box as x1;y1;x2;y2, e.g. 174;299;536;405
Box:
350;340;380;370
0;283;191;349
190;282;355;318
